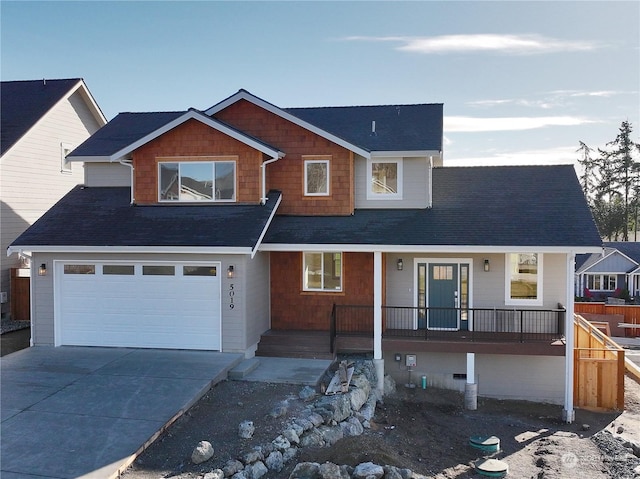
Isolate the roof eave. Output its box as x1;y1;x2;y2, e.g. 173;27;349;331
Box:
7;245;255;256
258;244;603;254
370;150;442;158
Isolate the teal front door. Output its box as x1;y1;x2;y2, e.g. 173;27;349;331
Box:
427;263;458;329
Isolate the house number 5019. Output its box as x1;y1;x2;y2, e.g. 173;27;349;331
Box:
229;283;235;309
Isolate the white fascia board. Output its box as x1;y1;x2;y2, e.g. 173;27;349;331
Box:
108;110;284;162
579;248;634;273
251;193;282;258
76;79;108;125
7;245;253;256
370;150;441;158
259;244;603;254
67;155;111;163
205;90;371;159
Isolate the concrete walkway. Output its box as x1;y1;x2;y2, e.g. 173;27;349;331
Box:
1;347;244;479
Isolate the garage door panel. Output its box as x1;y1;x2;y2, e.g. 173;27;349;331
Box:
57;262;221;350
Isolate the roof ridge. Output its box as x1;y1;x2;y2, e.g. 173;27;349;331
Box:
285;103;443;110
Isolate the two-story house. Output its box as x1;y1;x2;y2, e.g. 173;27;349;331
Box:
1;78;106;319
8;89;601;421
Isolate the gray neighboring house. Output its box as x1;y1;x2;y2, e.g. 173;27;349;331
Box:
575;242;640;300
0;78;106;319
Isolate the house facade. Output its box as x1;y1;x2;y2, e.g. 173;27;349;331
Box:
575;242;640;301
8;89;601;421
0;78;106;319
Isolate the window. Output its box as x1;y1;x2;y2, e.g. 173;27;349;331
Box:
506;253;542;305
103;265;135;275
586;274;616;291
304;159;329;196
303;252;342;291
142;265;175;276
183;266;217;277
61;143;73;173
367;158;402;199
63;264;95;274
159;161;236;202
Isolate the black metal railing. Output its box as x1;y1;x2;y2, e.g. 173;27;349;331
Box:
331;304;566;345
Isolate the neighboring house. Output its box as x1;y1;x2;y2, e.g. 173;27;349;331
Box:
575;242;640;300
8;89;601;421
0;78;106;319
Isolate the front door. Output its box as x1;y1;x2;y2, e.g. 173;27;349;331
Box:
427;264;458;329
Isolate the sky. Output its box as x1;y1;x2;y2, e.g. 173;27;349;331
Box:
1;1;638;166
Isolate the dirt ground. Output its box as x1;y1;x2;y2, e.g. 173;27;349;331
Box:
123;373;640;479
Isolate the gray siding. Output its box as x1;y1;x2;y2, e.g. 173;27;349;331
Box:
587;252;636;273
84;162;131;187
244;252;271;356
384;352;564;404
30;252;259;355
354;155;430;209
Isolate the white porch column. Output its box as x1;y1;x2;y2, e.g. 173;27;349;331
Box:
563;252;576;423
373;251;385;394
464;352;477;410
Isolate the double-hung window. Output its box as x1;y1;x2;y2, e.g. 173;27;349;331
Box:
304;158;330;196
586;274;616;291
61;143;73;173
303;252;342;291
158;160;236;202
505;253;542;305
367;158;402;199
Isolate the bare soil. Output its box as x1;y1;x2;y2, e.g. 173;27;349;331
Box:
123;375;640;479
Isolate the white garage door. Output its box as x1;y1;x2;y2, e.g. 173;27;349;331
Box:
55;262;221;350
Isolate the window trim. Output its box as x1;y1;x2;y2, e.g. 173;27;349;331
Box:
585;273;617;291
157;158;237;203
302;252;343;292
303;158;330;196
366;157;403;200
505;253;543;306
60;142;73;173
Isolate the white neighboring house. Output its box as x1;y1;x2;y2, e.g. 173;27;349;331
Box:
0;78;106;318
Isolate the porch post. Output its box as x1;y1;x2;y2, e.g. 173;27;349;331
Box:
373;251;385;394
563;252;576;423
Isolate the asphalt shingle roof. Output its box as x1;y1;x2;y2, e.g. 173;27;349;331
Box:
1;78;81;155
285;103;443;153
264;165;601;248
10;187;282;249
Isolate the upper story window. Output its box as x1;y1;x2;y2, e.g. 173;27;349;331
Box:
304;158;330;196
367;158;402;200
158;160;236;202
60;143;73;173
505;253;543;306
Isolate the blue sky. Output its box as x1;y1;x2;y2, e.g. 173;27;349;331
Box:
2;1;638;166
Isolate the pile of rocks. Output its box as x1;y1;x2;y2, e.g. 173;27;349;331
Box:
192;360;419;479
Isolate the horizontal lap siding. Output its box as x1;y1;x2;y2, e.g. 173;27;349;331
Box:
270;252;373;330
133;119;263;204
215;100;354;216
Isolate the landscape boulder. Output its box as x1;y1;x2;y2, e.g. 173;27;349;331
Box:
191;440;214;464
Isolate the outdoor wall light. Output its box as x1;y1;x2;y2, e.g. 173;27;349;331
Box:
484;259;490;272
38;263;47;276
227;265;235;279
397;258;404;271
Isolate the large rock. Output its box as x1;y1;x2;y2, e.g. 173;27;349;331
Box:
289;462;320;479
353;462;384;479
283;427;300;445
315;394;352;423
191;440;214;464
318;425;343;446
299;428;324;447
245;461;268;479
223;459;244;476
242;448;263;464
318;461;343;479
265;450;284;472
340;417;364;437
272;434;291;451
203;470;224;479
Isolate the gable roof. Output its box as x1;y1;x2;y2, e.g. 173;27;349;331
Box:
8;187;282;257
1;78;106;156
285;103;443;154
576;242;640;275
263;165;602;251
69;109;285;162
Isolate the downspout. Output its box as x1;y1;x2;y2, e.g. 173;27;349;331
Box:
118;159;135;205
563;251;576;423
261;157;280;205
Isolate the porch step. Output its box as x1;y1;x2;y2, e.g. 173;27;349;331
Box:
228;358;261;380
256;330;335;360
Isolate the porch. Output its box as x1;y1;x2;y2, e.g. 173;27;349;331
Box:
256;304;567;359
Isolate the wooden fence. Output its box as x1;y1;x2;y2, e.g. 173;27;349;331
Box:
575;302;640;337
574;314;625;410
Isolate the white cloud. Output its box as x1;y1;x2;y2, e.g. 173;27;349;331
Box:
343;34;597;55
444;116;597;132
445;146;579;167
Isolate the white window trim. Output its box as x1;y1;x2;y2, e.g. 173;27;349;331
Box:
304;159;330;196
505;253;543;306
303;252;343;292
158;160;236;203
585;273;617;291
366;157;403;200
60;142;73;173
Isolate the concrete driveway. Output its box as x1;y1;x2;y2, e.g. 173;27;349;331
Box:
1;346;243;479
